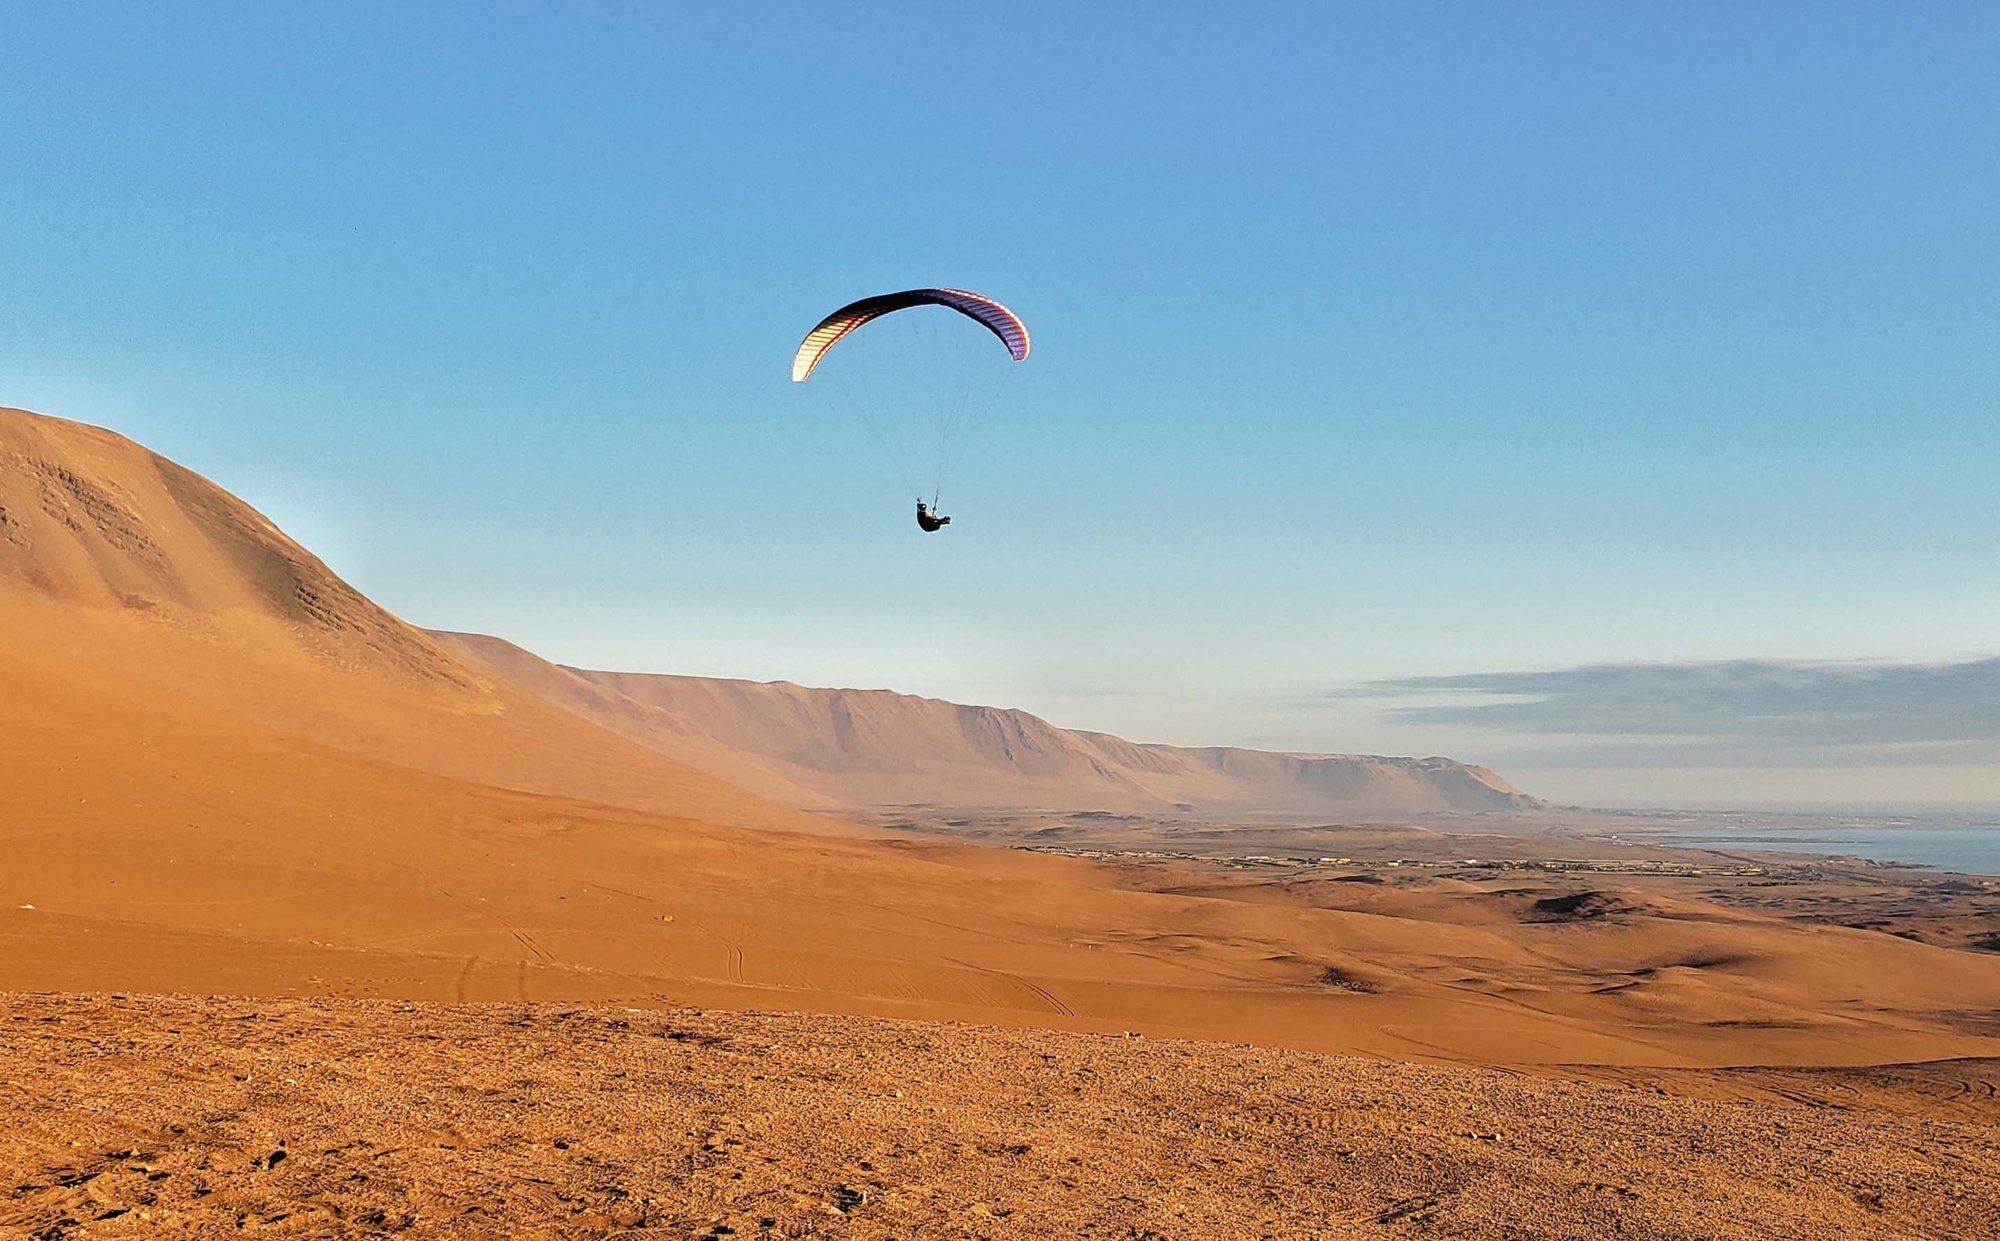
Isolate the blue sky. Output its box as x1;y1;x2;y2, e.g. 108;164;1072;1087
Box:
3;3;1996;807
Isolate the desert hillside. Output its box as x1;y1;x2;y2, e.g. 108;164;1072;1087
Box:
0;406;830;828
436;631;1539;816
8;405;2000;1076
0;409;460;682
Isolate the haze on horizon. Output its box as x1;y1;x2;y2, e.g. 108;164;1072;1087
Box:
3;3;1995;809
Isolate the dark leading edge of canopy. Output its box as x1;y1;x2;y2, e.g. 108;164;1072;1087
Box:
791;288;1030;383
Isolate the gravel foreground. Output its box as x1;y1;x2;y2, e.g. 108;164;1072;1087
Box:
4;994;1996;1239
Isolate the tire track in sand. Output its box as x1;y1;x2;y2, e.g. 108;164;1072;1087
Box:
945;957;1075;1017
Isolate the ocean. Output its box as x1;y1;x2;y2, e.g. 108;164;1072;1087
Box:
1638;823;2000;876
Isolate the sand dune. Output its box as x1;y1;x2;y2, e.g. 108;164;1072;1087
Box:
437;631;1539;816
7;404;2000;1077
0;407;836;830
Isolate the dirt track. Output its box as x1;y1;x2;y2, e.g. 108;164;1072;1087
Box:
7;993;1997;1239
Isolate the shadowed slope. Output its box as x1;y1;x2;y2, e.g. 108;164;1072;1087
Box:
0;406;827;828
0;408;460;681
437;632;1540;816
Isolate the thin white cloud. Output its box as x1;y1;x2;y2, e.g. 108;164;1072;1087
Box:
1338;657;2000;761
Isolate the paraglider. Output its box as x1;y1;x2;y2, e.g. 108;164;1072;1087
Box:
792;288;1029;530
791;288;1030;384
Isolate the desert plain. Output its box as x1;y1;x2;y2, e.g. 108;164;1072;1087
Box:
5;404;1999;1237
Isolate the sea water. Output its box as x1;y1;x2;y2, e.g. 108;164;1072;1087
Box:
1641;823;2000;876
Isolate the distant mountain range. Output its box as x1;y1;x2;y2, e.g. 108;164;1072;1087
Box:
435;632;1542;817
0;402;1537;821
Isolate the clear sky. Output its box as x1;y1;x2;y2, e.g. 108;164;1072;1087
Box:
4;3;1996;808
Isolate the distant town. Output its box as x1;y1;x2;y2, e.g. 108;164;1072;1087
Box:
1013;844;1937;880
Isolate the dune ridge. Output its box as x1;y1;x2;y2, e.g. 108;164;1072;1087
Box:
0;408;462;683
0;406;837;829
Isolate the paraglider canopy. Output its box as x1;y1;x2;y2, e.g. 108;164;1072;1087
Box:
792;287;1030;523
792;288;1030;384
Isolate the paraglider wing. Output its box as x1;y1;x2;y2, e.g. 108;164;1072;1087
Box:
791;288;1030;383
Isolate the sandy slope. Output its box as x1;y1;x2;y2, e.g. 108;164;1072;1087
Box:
0;407;840;831
7;403;2000;1076
9;620;2000;1066
435;631;1539;816
5;995;1996;1240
